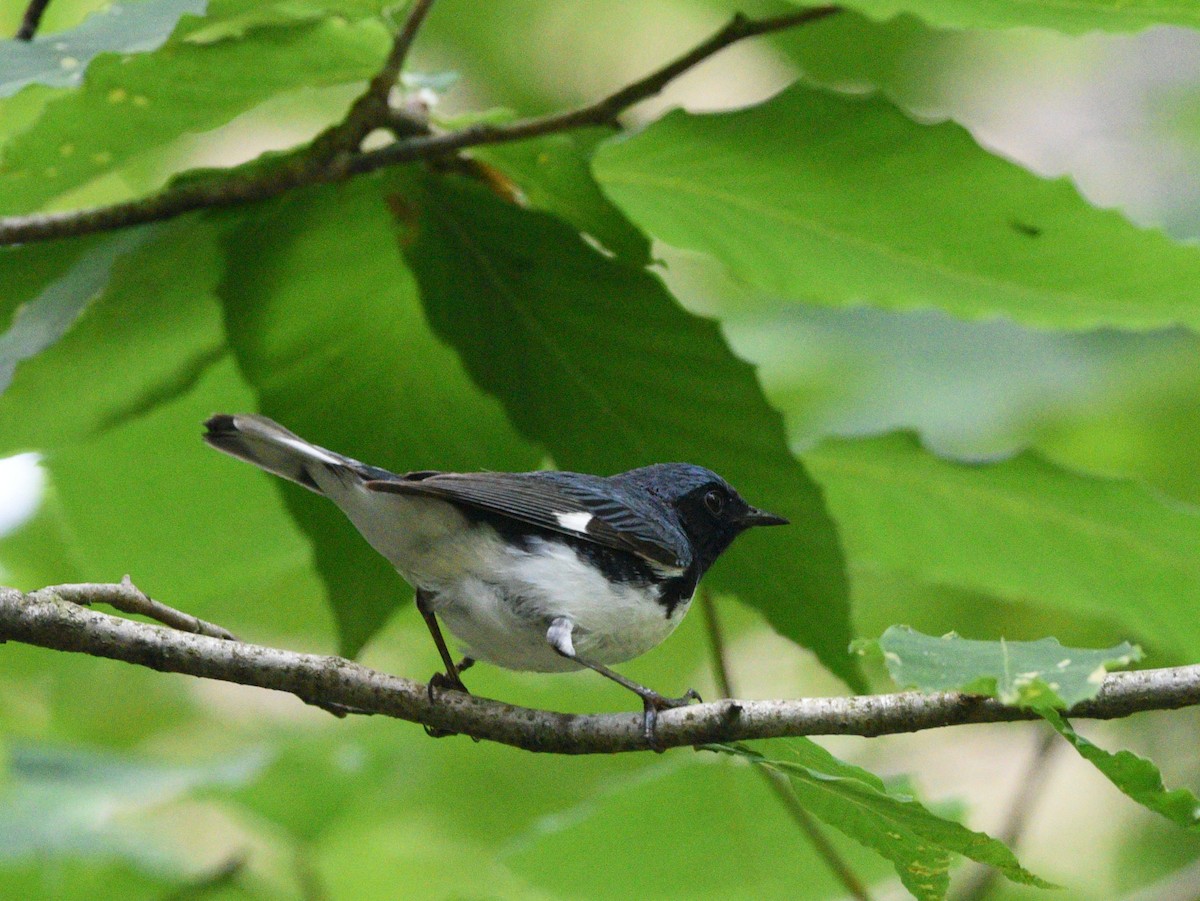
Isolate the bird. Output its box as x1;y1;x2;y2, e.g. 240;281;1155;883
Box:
203;413;788;745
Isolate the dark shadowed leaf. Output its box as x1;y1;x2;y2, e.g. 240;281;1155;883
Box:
215;175;540;656
392;171;860;689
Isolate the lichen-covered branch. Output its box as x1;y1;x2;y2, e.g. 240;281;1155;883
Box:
3;583;1198;755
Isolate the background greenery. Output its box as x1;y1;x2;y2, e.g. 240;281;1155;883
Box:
3;0;1200;898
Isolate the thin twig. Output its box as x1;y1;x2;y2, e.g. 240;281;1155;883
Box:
700;589;873;901
31;575;238;640
15;0;52;40
0;6;841;247
5;584;1196;754
953;727;1059;901
313;0;439;160
346;6;842;173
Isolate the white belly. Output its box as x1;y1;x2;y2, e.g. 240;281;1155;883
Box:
313;479;690;672
429;537;690;672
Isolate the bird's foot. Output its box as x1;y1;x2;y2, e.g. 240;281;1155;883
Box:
639;687;703;752
423;669;471;739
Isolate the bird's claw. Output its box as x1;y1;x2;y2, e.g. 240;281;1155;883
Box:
640;687;702;752
423;670;470;739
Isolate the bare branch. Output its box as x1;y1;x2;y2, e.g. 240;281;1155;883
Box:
313;0;439;160
32;575;237;640
15;0;52;40
4;583;1199;755
0;5;841;247
345;5;842;174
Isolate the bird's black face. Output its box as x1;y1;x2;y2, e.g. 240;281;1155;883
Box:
670;477;789;576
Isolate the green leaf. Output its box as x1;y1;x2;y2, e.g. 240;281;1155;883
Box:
473;131;652;266
0;229;150;396
216;175;539;656
716;740;1053;900
594;84;1200;331
809;434;1200;663
0;741;265;864
0;219;331;637
856;626;1143;710
504;756;894;899
821;0;1200;33
0;0;206;97
1042;710;1200;831
16;353;335;637
394;172;860;690
0;220;224;453
0;15;389;215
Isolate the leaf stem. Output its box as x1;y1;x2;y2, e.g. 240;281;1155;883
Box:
699;588;874;901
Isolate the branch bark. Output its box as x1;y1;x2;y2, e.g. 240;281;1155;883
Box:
3;583;1199;755
0;5;840;247
15;0;52;40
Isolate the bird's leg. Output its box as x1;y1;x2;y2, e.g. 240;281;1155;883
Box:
416;589;469;696
546;617;701;751
415;590;473;740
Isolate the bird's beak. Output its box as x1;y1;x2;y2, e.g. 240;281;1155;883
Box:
740;506;790;527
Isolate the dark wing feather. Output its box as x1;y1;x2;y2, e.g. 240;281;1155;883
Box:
364;471;690;569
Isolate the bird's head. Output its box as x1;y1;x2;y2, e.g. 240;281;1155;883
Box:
619;463;788;574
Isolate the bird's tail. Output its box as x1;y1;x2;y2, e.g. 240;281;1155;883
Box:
203;414;368;494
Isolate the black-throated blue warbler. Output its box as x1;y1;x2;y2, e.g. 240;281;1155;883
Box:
204;414;787;744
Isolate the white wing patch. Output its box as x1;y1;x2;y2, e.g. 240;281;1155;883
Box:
554;511;593;533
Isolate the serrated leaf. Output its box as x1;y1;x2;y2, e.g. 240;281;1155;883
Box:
393;171;860;690
857;626;1142;710
715;740;1054;900
215;176;539;656
1042;709;1200;831
0;16;388;215
594;84;1200;332
822;0;1200;33
809;434;1200;663
0;0;206;98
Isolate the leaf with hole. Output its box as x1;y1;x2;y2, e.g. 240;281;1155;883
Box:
855;625;1142;711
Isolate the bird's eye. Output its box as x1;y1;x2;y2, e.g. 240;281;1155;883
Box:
704;489;726;515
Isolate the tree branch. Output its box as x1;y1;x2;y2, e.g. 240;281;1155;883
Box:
311;0;438;160
0;5;840;247
4;583;1199;755
15;0;52;40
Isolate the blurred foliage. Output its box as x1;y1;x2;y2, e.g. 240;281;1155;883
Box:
2;0;1200;898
